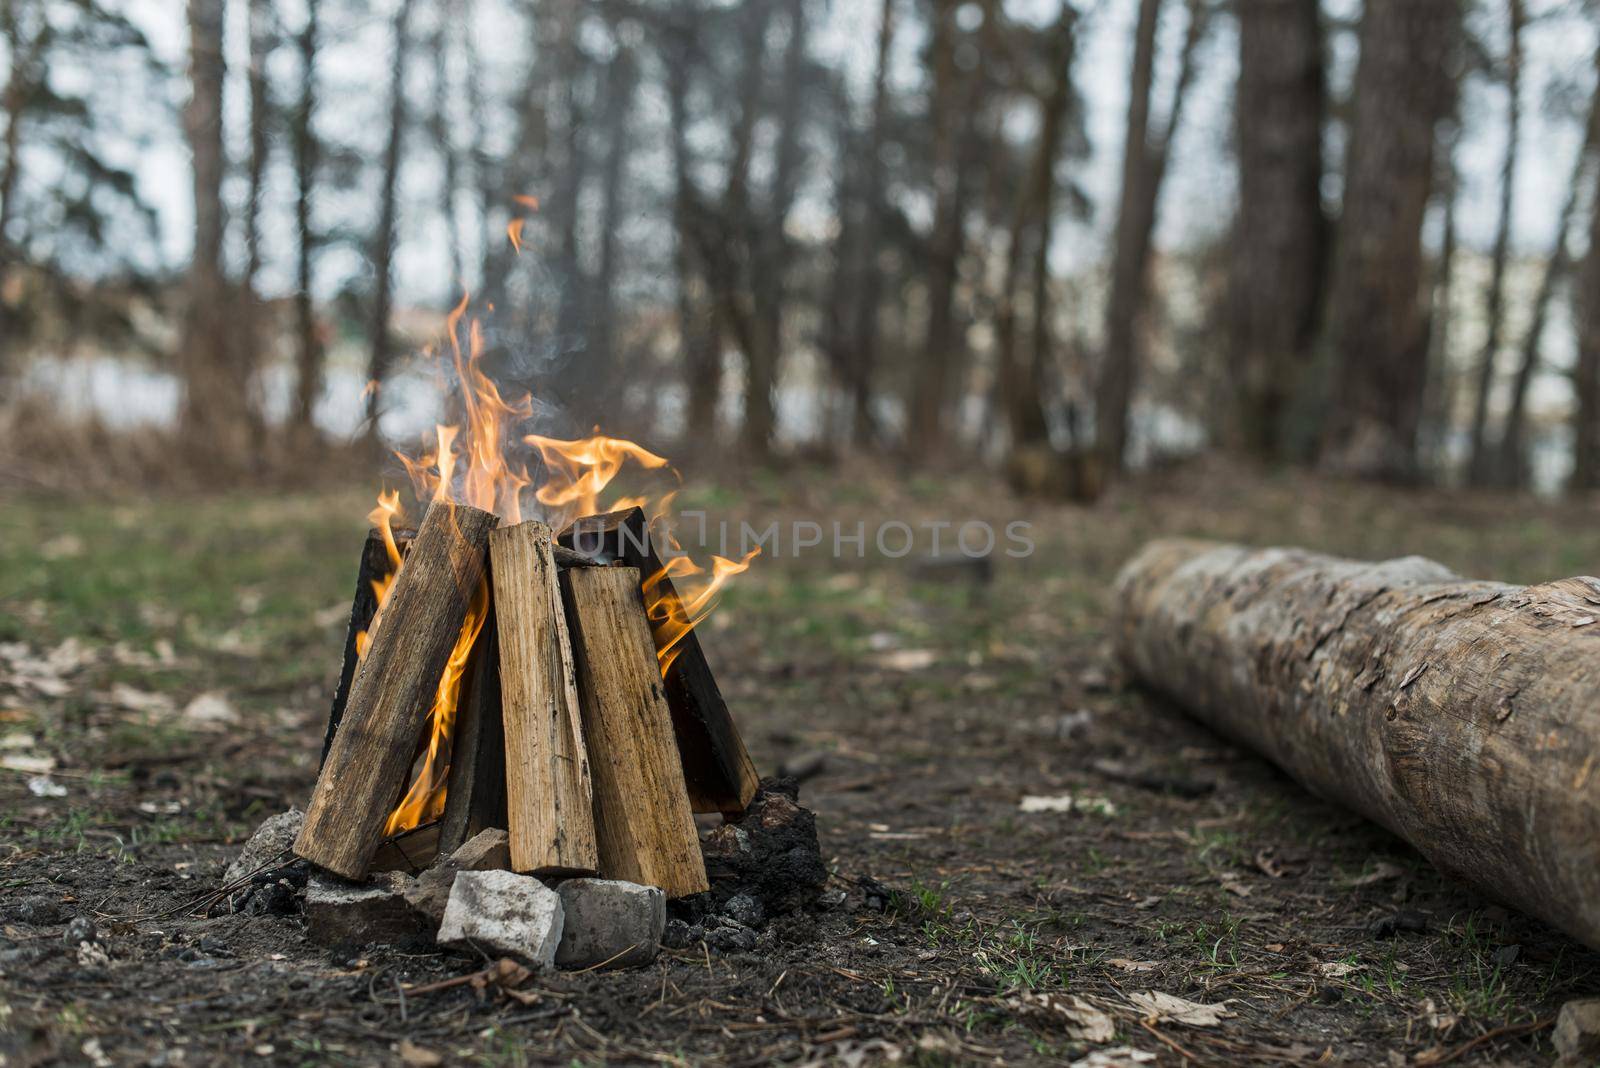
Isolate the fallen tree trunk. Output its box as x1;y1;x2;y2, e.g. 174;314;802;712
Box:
1114;539;1600;950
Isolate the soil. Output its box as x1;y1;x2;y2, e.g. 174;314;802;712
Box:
3;465;1599;1066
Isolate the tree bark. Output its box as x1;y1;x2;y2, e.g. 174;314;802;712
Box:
1227;0;1325;461
1497;44;1600;488
289;0;321;440
364;0;417;443
1466;0;1524;486
847;0;896;446
1114;538;1600;951
1320;0;1461;481
590;40;637;408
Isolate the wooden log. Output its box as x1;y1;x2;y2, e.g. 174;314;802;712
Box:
561;508;759;814
560;565;709;897
437;609;508;857
489;521;599;875
1114;539;1600;950
321;526;414;765
296;502;499;880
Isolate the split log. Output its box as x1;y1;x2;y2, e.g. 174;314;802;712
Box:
561;508;759;814
296;502;499;880
437;610;507;857
321;526;413;765
560;565;709;897
489;521;599;875
1114;539;1600;949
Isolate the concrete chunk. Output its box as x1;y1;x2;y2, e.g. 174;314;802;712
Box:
305;871;427;947
404;829;512;925
224;809;303;885
554;879;665;969
437;870;563;968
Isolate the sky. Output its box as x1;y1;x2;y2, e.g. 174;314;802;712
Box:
86;0;1600;305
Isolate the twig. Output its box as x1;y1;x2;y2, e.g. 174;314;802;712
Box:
1140;1020;1197;1062
1413;1017;1554;1067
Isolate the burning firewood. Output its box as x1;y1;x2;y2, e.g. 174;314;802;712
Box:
437;608;507;856
296;502;499;880
489;520;599;875
560;565;709;898
561;508;759;815
321;524;413;764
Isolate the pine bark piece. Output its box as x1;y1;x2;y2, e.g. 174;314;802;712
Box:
321;527;413;765
437;610;507;857
560;565;709;898
1114;539;1600;950
296;502;499;880
561;508;759;814
489;521;599;875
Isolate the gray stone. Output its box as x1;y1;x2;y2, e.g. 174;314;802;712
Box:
436;870;563;968
305;871;427;947
224;809;304;885
554;879;665;969
1556;998;1600;1065
404;829;513;926
722;893;764;929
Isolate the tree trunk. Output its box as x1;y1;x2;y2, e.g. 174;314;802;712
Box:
1418;135;1459;478
180;0;255;467
243;0;271;292
1227;0;1325;461
908;0;971;458
289;1;321;441
842;0;895;447
1466;0;1524;486
1497;45;1600;488
364;0;417;444
742;0;809;457
430;8;464;293
1573;151;1600;493
0;0;32;376
1320;0;1461;481
1114;538;1600;952
591;43;637;402
1094;0;1205;472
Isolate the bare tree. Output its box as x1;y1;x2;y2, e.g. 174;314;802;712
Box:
0;0;34;377
1466;0;1525;485
1573;142;1600;492
1497;42;1600;486
365;0;417;442
846;0;897;445
1321;0;1462;481
590;34;638;397
1093;0;1208;472
430;2;464;291
1227;0;1325;461
180;0;256;466
289;0;321;439
243;0;272;295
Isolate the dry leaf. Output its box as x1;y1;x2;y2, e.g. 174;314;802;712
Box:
1219;875;1252;898
1020;795;1117;817
1106;958;1160;972
1126;991;1234;1028
1;753;55;774
397;1040;443;1067
874;648;937;671
1347;861;1405;887
1069;1048;1156;1068
183;692;239;728
1015;993;1115;1043
1317;961;1362;978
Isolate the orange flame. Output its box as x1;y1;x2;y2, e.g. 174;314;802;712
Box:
643;548;760;675
507;218;526;254
365;289;756;839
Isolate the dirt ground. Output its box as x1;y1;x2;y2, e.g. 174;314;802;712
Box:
3;462;1599;1066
